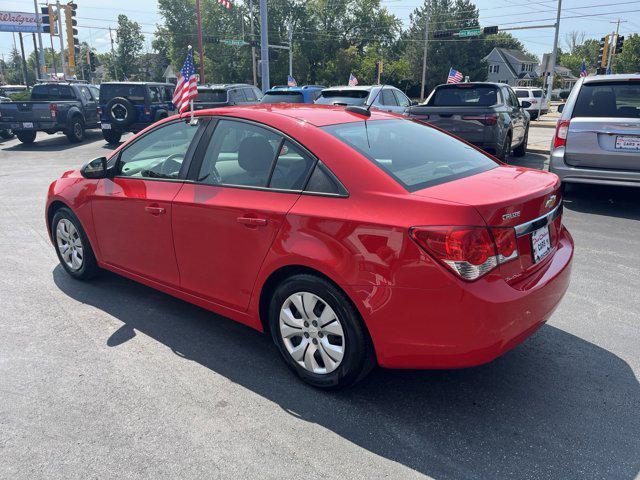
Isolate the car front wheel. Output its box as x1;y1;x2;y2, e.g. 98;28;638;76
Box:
269;274;375;389
52;208;99;280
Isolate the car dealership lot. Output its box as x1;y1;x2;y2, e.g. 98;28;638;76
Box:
1;132;638;479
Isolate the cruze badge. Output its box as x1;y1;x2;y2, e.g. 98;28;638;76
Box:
545;195;557;209
502;211;521;221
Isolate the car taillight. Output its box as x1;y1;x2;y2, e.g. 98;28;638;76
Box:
144;107;151;116
410;226;518;281
553;119;570;149
50;103;57;118
97;106;102;115
462;114;497;126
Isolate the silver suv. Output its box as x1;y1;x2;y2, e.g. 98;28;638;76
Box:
550;74;640;187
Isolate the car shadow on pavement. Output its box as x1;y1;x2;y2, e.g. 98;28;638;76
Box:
53;266;639;480
0;130;104;153
507;153;548;170
563;184;640;221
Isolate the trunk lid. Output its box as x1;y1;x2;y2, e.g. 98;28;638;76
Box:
0;102;57;122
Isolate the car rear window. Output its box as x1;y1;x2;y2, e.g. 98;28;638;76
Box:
515;90;529;98
197;89;228;103
261;91;305;103
322;119;497;191
315;90;369;106
99;84;146;104
428;85;498;107
30;84;76;100
572;81;640;118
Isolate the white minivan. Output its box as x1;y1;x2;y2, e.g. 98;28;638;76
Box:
514;87;548;120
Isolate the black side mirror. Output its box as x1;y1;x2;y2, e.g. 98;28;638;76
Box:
557;104;565;113
520;100;532;109
81;156;108;179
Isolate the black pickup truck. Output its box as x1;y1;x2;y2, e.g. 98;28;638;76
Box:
0;82;100;145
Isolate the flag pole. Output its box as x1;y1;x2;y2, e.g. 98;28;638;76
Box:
189;45;196;125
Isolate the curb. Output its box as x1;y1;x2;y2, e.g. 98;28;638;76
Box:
530;122;557;129
527;146;550;155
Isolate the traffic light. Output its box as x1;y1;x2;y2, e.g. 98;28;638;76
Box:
64;2;79;68
483;26;498;35
433;30;453;39
599;35;610;68
41;5;57;35
615;35;625;54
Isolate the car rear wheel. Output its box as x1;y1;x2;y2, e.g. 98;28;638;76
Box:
269;274;375;389
52;208;99;280
16;131;36;144
513;128;528;157
66;117;85;143
102;129;122;145
0;129;14;139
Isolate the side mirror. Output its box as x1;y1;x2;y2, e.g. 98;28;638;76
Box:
520;100;532;109
557;103;565;113
410;100;419;106
81;156;108;179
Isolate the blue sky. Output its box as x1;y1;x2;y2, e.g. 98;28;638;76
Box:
2;0;639;63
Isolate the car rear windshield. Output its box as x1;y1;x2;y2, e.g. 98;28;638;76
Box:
30;84;76;100
428;85;498;107
261;91;305;103
572;81;640;118
197;89;228;103
322;119;497;191
99;84;146;104
515;90;543;98
315;90;369;106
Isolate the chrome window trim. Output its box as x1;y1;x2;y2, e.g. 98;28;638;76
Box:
515;204;562;237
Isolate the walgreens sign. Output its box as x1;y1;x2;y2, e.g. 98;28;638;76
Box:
0;11;42;33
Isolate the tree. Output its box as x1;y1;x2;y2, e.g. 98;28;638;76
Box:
114;14;145;80
616;33;640;73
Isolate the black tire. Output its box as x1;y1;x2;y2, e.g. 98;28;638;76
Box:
51;207;99;280
269;274;375;389
65;116;85;143
529;112;538;121
16;130;36;144
102;129;122;145
154;110;168;122
513;128;528;157
498;133;512;162
0;129;14;139
106;96;136;128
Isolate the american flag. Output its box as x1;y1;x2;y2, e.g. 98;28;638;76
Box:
173;47;198;113
217;0;232;9
446;68;463;84
287;75;297;87
348;73;358;86
580;59;587;77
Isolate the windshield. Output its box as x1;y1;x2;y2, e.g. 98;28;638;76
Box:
316;90;369;106
572;81;640;118
428;85;498;107
322;119;497;191
99;84;146;104
261;91;305;103
197;89;228;103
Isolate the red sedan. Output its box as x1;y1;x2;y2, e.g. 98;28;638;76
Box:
46;105;573;388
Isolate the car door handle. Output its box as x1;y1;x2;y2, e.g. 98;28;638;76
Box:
237;216;268;226
145;205;166;215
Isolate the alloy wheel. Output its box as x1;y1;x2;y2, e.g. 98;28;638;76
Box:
279;292;345;374
56;218;84;271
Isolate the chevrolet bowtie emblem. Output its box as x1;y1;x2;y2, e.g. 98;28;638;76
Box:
545;195;557;209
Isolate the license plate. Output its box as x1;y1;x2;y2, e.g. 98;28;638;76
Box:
22;122;34;129
531;226;551;263
101;123;111;130
615;135;640;151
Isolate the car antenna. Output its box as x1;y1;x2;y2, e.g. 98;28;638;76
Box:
345;85;386;118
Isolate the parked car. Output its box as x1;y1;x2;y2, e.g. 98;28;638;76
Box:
408;82;530;161
193;84;262;110
99;82;175;144
315;85;415;115
261;85;325;104
46;105;573;388
0;81;100;144
550;74;640;188
0;96;14;139
514;86;549;120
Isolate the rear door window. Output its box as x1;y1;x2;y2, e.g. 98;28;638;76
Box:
229;89;247;104
572;82;640;118
380;89;398;106
428;85;498;107
322;119;497;191
515;90;529;98
197;89;228;103
393;90;411;107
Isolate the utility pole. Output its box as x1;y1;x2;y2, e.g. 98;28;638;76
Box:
259;0;269;92
607;19;626;73
50;34;58;76
195;0;205;83
32;34;41;79
33;0;45;78
56;0;66;77
287;20;293;77
109;27;118;80
18;33;29;86
420;3;430;102
249;0;257;86
545;0;562;107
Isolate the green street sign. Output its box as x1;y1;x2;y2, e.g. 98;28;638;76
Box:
458;28;482;37
221;39;248;46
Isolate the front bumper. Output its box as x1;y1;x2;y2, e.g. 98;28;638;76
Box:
355;227;574;369
550;148;640;187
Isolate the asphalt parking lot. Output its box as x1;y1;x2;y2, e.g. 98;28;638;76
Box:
1;130;638;480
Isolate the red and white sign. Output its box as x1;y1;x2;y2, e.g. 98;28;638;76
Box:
0;11;41;33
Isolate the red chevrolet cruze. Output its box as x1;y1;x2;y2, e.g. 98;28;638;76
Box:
46;105;573;388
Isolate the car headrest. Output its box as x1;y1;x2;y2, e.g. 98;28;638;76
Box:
238;136;274;173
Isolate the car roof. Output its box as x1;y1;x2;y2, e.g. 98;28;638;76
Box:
202;83;256;90
270;85;325;92
435;82;507;88
582;73;640;84
321;85;377;92
190;103;401;127
101;82;172;86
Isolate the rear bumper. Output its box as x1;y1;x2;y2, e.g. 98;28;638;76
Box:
0;121;59;131
356;227;574;369
550;148;640;187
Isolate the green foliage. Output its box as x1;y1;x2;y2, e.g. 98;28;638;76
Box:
616;33;640;74
114;14;145;80
9;90;30;101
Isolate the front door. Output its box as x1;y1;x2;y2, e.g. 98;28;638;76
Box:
92;119;202;286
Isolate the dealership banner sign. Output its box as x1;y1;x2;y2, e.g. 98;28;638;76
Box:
0;11;42;33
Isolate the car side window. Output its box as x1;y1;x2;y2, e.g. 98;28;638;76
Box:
252;87;263;100
148;86;160;103
229;89;246;104
305;163;342;195
502;88;513;106
198;120;281;187
381;89;398;106
88;86;99;100
79;86;93;102
270;140;315;190
117;121;199;179
243;87;258;102
393;90;411;107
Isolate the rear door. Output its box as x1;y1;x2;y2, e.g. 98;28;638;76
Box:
78;85;98;127
564;80;640;171
504;86;526;145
